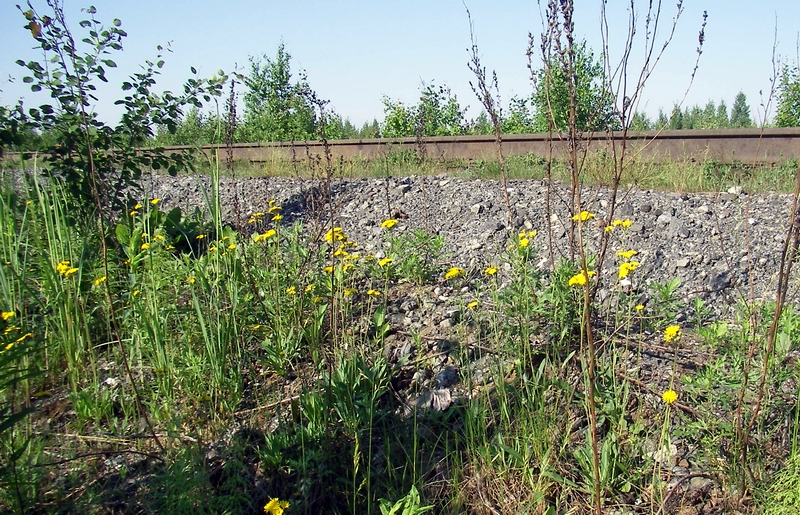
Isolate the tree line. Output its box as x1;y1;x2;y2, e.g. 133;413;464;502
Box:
6;41;800;151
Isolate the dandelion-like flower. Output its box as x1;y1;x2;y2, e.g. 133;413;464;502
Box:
263;498;290;515
635;304;644;312
272;214;283;222
484;266;498;276
324;227;347;242
518;238;530;248
93;276;107;287
323;265;334;273
196;234;206;240
56;260;79;277
134;203;143;210
662;389;678;404
268;205;282;214
305;284;315;293
381;219;398;229
1;311;15;321
150;198;161;206
286;286;297;295
378;258;393;267
344;288;357;296
366;289;381;297
254;229;277;242
568;270;595;287
618;261;639;279
445;267;465;280
664;325;681;342
605;225;614;233
616;249;638;260
572;211;595;222
141;242;150;251
187;276;196;285
467;300;479;309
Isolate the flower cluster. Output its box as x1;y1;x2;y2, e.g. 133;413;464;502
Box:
56;260;79;277
263;498;290;515
572;210;595;222
517;229;537;248
568;270;595;287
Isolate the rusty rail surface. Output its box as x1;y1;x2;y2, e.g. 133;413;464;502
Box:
5;128;800;165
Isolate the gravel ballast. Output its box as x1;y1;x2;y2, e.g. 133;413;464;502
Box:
142;173;797;318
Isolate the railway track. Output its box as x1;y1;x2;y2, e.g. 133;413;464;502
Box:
5;128;800;165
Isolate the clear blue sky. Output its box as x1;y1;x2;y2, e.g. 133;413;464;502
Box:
2;1;798;126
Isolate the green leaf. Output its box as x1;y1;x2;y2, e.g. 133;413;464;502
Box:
102;59;117;68
22;76;33;83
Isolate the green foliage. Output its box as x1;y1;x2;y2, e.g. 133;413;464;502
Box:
730;92;753;128
501;96;536;134
13;3;225;214
776;64;800;127
382;82;467;137
532;41;619;132
379;485;434;515
241;43;317;141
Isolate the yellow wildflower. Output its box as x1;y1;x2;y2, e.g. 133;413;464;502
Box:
467;300;479;309
155;234;165;241
93;276;107;287
323;266;334;273
381;219;399;229
605;225;614;233
484;266;498;276
187;276;196;285
344;288;357;296
272;214;283;222
618;261;639;279
134;203;143;210
286;286;296;295
662;389;678;404
263;498;290;515
519;238;530;248
268;205;281;214
305;284;315;293
445;267;466;280
616;249;638;260
4;343;13;351
568;270;595;287
150;198;161;205
378;258;393;267
324;227;346;242
635;304;644;311
141;242;150;251
366;289;381;297
16;332;33;342
227;244;237;251
130;210;139;216
1;311;15;321
208;245;217;252
572;211;595;222
664;325;681;342
132;290;140;297
196;234;206;240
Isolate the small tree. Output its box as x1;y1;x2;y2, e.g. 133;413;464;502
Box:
501;96;536;134
730;91;752;128
241;43;316;141
532;41;619;132
381;82;467;137
776;64;800;127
